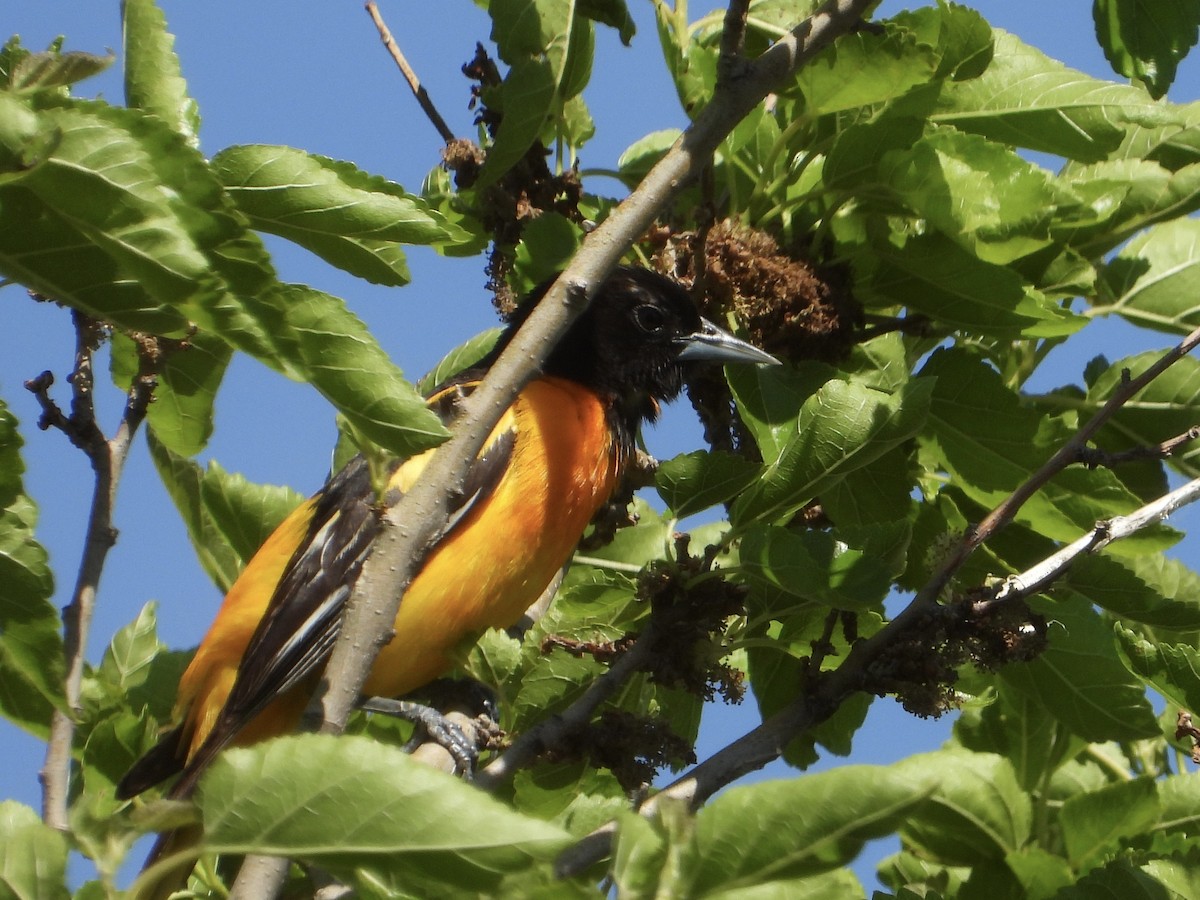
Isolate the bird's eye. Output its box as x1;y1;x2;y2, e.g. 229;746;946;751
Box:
633;304;667;335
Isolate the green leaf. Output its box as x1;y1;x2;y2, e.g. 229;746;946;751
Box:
0;95;281;354
894;750;1031;866
266;283;449;457
656;450;759;518
732;377;933;526
1054;158;1200;259
955;684;1060;792
858;232;1085;338
212;145;470;285
110;330;231;457
1097;218;1200;335
579;0;635;44
1059;776;1160;869
0;801;69;900
477;57;557;189
415;328;502;396
195;734;570;894
791;25;939;116
121;0;201;142
920;349;1174;551
878;129;1062;264
934;31;1174;162
1117;624;1200;713
8;49;112;94
147;431;304;592
513;211;583;289
726;361;836;464
682;767;934;891
1156;772;1200;838
739;524;891;610
0;401;63;735
1068;554;1200;630
1094;0;1200;99
1000;594;1160;742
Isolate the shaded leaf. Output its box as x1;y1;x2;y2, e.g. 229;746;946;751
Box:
1094;0;1200;99
934;31;1174;162
1001;594;1160;742
0;401;62;735
194;734;569;895
121;0;200;142
0;800;69;900
1059;776;1159;868
656;450;759;518
212;145;470;285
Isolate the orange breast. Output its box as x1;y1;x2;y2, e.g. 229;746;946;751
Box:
364;376;619;696
175;376;618;758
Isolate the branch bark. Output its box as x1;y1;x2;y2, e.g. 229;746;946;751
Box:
37;320;160;829
232;1;877;894
556;322;1200;877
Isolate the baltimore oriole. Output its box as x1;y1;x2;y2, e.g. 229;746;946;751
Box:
117;266;775;809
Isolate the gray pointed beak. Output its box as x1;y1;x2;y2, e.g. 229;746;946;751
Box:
676;318;780;366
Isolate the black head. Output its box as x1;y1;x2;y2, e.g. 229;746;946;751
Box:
537;267;777;413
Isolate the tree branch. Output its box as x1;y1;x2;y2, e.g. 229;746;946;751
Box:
37;318;161;829
365;0;457;145
234;1;877;894
556;323;1200;878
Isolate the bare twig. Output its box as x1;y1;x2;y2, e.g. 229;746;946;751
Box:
365;1;457;145
556;326;1200;878
978;474;1200;613
37;318;161;830
1075;425;1200;469
475;623;662;791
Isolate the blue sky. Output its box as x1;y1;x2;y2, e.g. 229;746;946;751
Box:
2;0;1199;891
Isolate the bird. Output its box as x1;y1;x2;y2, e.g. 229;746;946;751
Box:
116;265;776;815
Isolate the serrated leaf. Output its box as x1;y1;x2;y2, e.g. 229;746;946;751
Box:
1097;218;1200;335
0;401;63;735
732;377;933;526
147;431;305;592
656;450;759;518
934;31;1175;162
415;328;502;396
122;0;201;142
1094;0;1200;100
920;348;1175;551
110;329;231;457
879;129;1061;264
680;766;933;892
194;734;569;895
1068;554;1200;630
1117;624;1200;714
267;284;449;457
9;49;112;93
790;24;939;116
1001;594;1160;742
0;800;69;900
1060;776;1160;869
739;524;891;610
858;232;1085;338
894;750;1031;866
212;145;470;285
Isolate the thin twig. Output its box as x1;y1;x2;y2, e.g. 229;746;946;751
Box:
1075;425;1200;469
365;1;457;145
978;474;1200;613
718;0;753;83
556;325;1200;878
237;1;880;895
37;317;161;830
475;623;662;791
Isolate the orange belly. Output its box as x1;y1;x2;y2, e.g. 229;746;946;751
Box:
175;376;618;757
